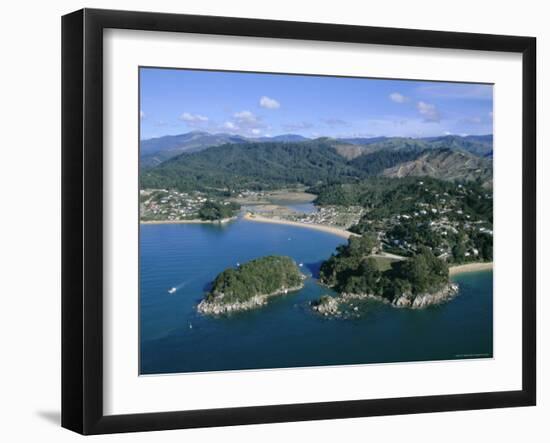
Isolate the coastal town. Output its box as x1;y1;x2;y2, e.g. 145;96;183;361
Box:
241;180;493;266
281;205;365;230
140;189;239;222
137;67;495;375
140;177;493;267
140;189;209;221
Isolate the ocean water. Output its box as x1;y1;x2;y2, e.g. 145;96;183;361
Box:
140;219;493;375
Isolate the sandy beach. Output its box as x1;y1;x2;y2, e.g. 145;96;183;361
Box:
449;262;493;275
244;213;357;239
141;217;237;225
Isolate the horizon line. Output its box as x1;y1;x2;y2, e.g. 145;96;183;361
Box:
140;130;493;142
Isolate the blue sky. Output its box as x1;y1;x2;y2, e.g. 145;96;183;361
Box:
140;68;493;140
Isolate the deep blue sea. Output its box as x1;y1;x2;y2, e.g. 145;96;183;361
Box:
140;219;493;375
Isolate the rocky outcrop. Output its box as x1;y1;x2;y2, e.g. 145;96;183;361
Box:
197;284;304;315
312;282;459;316
392;283;459;308
311;296;340;316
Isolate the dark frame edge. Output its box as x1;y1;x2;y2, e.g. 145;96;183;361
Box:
62;8;537;435
61;8;85;435
521;37;537;407
88;390;534;435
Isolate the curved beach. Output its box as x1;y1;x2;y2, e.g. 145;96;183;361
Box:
449;262;493;275
243;212;358;239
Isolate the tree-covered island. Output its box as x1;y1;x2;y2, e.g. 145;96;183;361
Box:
197;256;305;315
314;235;458;315
141;134;492;317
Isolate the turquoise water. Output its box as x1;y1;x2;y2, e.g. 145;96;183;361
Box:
140;219;493;375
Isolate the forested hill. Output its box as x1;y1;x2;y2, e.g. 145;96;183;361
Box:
381;148;493;186
140;139;493;192
140;140;426;191
140;131;308;167
140;131;493;168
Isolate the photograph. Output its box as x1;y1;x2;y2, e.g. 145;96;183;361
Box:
138;68;494;375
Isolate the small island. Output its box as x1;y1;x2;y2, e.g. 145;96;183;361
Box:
315;235;458;314
198;256;305;315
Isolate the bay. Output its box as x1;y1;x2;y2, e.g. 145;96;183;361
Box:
140;219;493;374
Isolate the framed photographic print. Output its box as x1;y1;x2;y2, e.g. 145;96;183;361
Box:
62;8;536;435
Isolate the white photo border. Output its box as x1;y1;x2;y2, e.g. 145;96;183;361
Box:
103;29;523;416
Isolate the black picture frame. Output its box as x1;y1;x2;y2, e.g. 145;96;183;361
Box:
62;8;536;435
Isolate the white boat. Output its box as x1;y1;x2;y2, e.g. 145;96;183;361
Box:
168;287;177;294
299;263;304;267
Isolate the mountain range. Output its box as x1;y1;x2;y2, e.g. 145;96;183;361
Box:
140;131;493;168
381;148;493;186
140;131;309;167
140;133;493;192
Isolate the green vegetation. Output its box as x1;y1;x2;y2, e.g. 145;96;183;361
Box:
313;177;492;264
313;176;490;218
319;234;380;287
141;140;360;192
320;237;449;303
350;135;492;157
139;189;240;222
140;132;492;171
198;201;240;221
371;256;398;272
206;256;304;305
140;137;491;194
349;147;423;175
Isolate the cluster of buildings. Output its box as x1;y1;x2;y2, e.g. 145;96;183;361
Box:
285;205;365;229
360;185;493;260
140;189;208;221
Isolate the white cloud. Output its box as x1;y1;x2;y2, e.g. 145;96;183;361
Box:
180;112;209;123
389;92;408;103
259;96;280;109
221;110;266;135
351;116;457;138
222;121;238;130
416;101;440;122
234;110;258;124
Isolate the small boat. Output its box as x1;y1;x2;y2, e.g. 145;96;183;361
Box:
299;263;304;267
168;287;177;294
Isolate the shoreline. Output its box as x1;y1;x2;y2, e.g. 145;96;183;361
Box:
140;216;237;225
243;212;357;239
449;262;493;276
